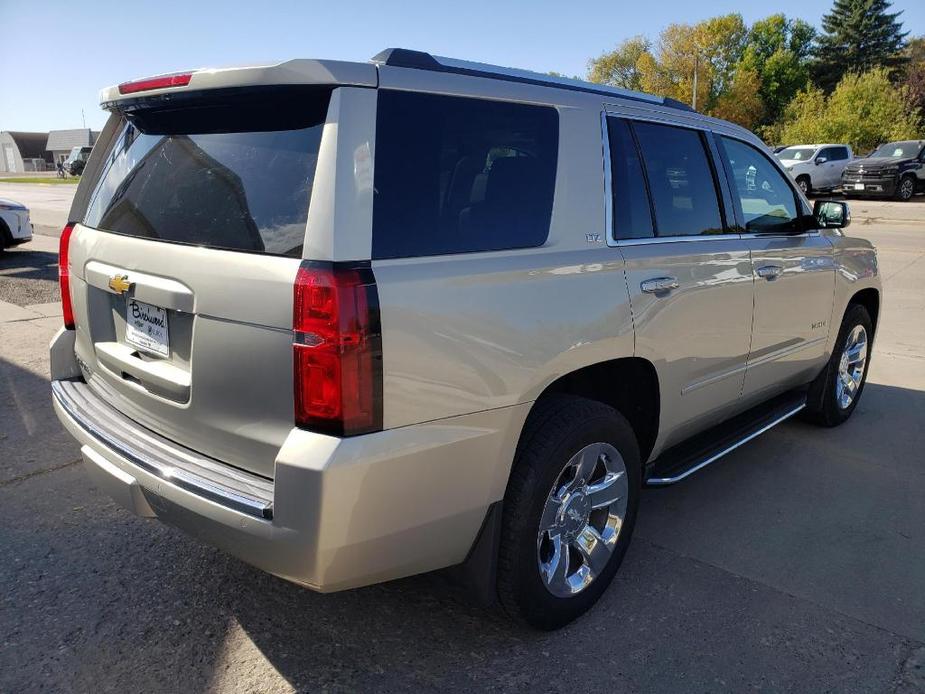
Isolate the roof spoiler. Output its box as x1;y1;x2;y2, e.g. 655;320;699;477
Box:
99;59;377;109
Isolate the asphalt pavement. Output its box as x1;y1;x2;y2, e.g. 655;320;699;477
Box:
1;183;924;692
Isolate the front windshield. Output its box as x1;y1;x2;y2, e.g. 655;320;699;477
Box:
777;147;817;161
871;142;923;159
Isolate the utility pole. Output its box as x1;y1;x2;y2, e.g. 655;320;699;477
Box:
82;109;86;129
692;52;699;111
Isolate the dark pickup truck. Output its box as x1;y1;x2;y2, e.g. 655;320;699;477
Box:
842;140;925;201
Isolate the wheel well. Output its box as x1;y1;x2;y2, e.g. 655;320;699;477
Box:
537;358;660;463
0;218;11;246
849;288;880;331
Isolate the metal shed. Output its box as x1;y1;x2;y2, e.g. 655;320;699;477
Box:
0;131;50;172
46;129;99;165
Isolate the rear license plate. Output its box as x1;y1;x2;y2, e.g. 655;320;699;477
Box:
125;299;170;357
854;183;865;190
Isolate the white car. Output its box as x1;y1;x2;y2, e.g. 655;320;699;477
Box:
0;198;33;251
776;144;854;195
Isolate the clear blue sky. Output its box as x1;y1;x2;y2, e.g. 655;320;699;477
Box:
1;0;923;132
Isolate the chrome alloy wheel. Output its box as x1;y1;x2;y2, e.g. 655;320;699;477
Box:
836;324;868;410
899;177;915;200
536;442;628;597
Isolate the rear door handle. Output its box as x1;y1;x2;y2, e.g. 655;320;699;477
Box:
640;277;680;294
756;265;783;280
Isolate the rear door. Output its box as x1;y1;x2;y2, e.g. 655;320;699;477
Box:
826;146;852;185
815;147;839;188
608;116;755;450
66;87;333;478
818;146;851;188
715;135;835;401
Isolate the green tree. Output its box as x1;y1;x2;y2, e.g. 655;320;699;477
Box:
588;15;748;109
711;67;766;129
695;14;749;98
775;86;829;144
813;0;909;91
779;68;920;151
587;36;651;90
900;36;925;118
738;15;815;123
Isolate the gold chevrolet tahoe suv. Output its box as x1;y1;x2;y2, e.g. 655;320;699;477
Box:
50;49;881;629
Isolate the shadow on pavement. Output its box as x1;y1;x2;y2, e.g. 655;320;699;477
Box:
0;354;920;692
0;248;58;281
0;247;60;306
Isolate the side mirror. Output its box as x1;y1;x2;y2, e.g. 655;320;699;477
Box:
814;199;850;229
815;157;827;165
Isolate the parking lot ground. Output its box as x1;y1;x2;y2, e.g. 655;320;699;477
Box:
2;185;925;692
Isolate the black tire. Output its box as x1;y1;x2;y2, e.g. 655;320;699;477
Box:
0;220;12;253
797;175;811;195
896;174;915;201
497;394;640;630
803;304;873;427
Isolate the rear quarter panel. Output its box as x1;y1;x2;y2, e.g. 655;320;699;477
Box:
374;248;634;428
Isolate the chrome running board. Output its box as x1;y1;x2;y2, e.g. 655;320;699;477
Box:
646;391;806;487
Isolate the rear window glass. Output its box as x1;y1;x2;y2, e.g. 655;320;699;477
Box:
372;90;558;259
83;89;330;257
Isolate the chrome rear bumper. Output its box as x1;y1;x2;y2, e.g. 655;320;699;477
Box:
51;363;524;592
52;379;273;519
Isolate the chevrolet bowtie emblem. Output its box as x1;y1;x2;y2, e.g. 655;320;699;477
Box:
108;274;132;294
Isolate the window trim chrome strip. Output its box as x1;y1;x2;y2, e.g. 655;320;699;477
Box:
601;110;617;248
614;234;743;247
601;110;744;248
600;109;822;248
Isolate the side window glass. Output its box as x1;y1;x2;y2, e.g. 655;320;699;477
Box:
607;117;654;240
719;136;799;233
817;147;832;160
835;147;850;161
372;91;559;259
632;122;725;237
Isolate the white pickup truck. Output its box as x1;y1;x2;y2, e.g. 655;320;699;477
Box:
776;144;854;195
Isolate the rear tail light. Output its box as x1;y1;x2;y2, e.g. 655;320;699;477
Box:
293;261;383;436
118;72;193;95
59;223;76;329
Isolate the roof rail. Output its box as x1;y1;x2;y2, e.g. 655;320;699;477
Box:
370;48;693;112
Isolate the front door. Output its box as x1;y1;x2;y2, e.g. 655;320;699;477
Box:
716;135;835;401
